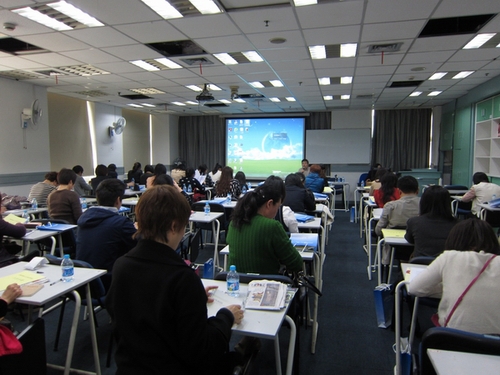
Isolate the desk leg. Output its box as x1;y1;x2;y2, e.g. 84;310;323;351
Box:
377;239;385;285
367;219;373;280
285;316;296;375
274;334;282;375
64;290;81;375
49;236;56;255
86;284;102;375
58;233;64;257
212;219;221;269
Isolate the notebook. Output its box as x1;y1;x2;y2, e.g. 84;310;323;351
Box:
36;223;75;232
294;213;315;223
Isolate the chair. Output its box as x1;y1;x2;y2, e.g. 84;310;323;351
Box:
418;327;500;375
178;228;202;262
358;172;369;187
444;185;471;218
327;178;345;210
44;254;106;352
0;318;47;375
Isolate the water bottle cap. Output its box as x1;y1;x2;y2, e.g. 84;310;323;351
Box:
64;254;70;259
229;265;236;271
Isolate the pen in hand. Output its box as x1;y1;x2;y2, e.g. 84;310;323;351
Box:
50;279;62;286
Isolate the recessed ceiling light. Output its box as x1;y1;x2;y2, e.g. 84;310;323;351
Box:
127;103;143;108
47;1;104;27
286;97;296;102
428;91;442;96
293;0;317;6
341;95;350;100
12;7;72;31
269;37;287;44
208;84;222;91
270;80;283;87
213;53;238;65
130;60;159;71
269;97;281;102
242;51;263;62
309;45;326;59
452;71;474;79
463;33;496;49
155;58;182;69
186;85;203;92
249;81;264;88
219;99;231;104
323;95;333;101
318;77;330;85
429;72;447;80
340;43;357;58
234;98;246;103
130;88;165;95
409;92;422;97
186;101;198;105
141;103;156;107
141;0;183;19
341;76;353;84
172;101;186;106
189;0;222;14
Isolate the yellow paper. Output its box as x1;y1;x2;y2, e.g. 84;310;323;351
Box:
0;271;44;291
381;228;406;238
3;213;26;225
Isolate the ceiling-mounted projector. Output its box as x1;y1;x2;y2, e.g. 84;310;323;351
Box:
196;83;215;102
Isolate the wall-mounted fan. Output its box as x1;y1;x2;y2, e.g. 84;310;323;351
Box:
21;99;42;128
109;117;126;137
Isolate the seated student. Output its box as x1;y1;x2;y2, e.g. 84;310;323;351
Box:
215;166;241;200
234;171;248;192
76;179;137;291
170;163;186;184
179;167;205;202
0;205;26;260
107;163;118;179
106;185;243;374
28;171;58;207
195;164;212;186
375;176;420;265
226;175;303;274
209;163;222;184
283;173;316;213
146;163;167;188
409;219;500;334
366;163;382;184
139;164;154;185
72;165;92;196
460;172;500;216
90;164;110;192
127;162;142;184
373;173;400;208
405;186;457;258
298;158;310;177
369;168;389;195
47;168;82;224
304;164;325;193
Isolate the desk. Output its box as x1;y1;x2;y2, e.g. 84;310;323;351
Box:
478;202;500;220
427;349;500;375
0;262;106;375
4;207;48;220
354;186;370;223
360;196;377;238
376;229;410;285
328;181;350;212
189;212;224;268
365;208;383;280
202;278;296;375
22;229;58;255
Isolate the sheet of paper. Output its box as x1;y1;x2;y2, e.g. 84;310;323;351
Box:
0;271;45;291
381;228;406;238
3;213;26;225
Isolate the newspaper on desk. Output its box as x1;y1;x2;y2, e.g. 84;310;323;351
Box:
244;280;289;311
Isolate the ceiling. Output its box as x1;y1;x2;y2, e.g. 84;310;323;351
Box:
0;0;500;116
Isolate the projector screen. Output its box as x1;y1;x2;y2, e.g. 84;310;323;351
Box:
226;117;305;179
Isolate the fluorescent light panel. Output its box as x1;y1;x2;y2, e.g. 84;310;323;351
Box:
12;7;72;31
429;72;447;80
294;0;317;6
341;95;350;100
47;1;104;27
155;58;182;69
186;101;198;105
269;97;281;102
270;80;283;87
409;92;422;97
208;84;222;91
141;0;183;19
242;51;263;62
234;98;246;103
286;97;296;102
463;33;496;49
341;76;353;84
128;103;143;108
323;95;333;100
213;53;238;65
130;60;159;71
452;71;474;79
172;101;186;106
309;45;326;59
340;43;357;58
428;91;442;96
189;0;222;14
219;99;231;104
318;77;330;85
249;81;264;88
186;85;203;92
141;103;156;107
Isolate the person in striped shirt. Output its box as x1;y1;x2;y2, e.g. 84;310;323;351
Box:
28;171;58;207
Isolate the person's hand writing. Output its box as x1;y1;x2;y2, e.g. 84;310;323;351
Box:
1;283;22;304
205;285;218;303
226;304;244;325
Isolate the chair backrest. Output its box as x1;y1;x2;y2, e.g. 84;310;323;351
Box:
359;172;369;185
420;327;500;375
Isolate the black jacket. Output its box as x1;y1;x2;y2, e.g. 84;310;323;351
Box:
283;185;316;213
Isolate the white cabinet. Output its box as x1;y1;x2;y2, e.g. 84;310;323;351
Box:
474;98;500;177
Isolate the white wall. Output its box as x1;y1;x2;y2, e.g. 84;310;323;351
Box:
94;102;124;168
151;113;178;167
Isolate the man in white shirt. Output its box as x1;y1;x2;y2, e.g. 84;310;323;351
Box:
461;172;500;216
299;159;310;176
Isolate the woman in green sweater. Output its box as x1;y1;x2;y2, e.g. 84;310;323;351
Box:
227;176;303;274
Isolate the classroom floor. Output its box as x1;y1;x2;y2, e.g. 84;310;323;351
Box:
6;210;405;374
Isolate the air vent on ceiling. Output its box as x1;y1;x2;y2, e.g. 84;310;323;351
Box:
419;14;496;38
0;37;46;55
180;57;214;66
388;81;424;88
36;69;70;77
356;94;374;99
204;103;229;108
74;90;109;97
239;93;266;100
0;70;43;80
119;93;152;100
368;43;403;53
146;40;206;57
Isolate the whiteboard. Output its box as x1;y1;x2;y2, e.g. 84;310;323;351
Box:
306;129;371;164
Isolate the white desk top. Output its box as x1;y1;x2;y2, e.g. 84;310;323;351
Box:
189;211;224;223
219;242;315;262
4;207;48;217
22;229;59;241
122;197;139;206
0;262;106;306
478;203;500;212
199;199;237;208
202;278;291;339
427;348;500;375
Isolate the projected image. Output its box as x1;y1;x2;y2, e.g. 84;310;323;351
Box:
226;117;305;178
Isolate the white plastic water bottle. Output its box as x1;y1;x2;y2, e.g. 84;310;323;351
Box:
80;197;87;209
227;192;232;203
61;254;74;282
248;181;251;189
31;198;38;210
187;184;192;193
204;202;210;216
361;180;365;188
492;194;497;201
227;265;239;297
22;210;29;223
183;184;187;193
242;185;247;194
